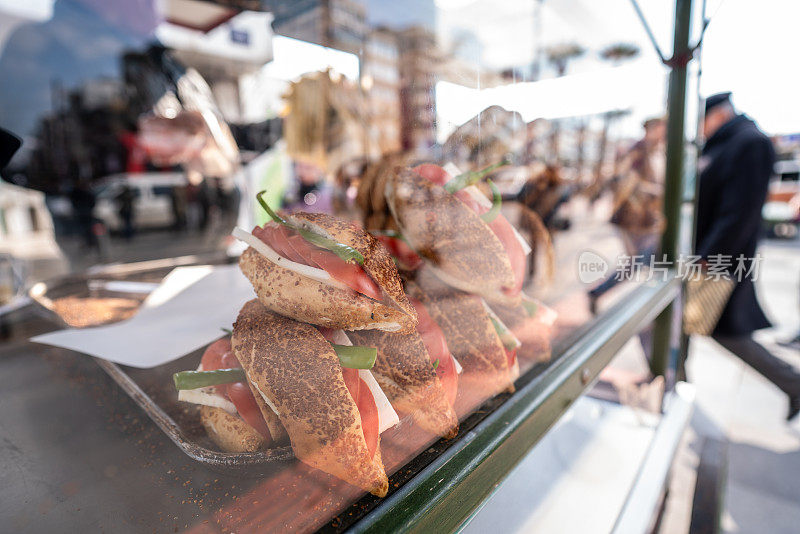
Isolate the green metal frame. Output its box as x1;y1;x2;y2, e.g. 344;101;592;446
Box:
651;0;694;378
352;277;679;533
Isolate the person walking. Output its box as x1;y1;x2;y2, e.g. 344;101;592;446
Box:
115;184;136;240
588;117;666;314
695;92;800;421
69;180;97;250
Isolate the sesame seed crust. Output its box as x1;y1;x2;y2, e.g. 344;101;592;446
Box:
409;268;513;399
232;299;388;497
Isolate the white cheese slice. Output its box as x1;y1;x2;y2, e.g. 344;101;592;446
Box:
511;225;533;256
178;388;237;414
442;162;462;177
452;355;463;374
482;299;522;350
358;369;400;433
231;227;347;290
463;184;493;209
337;330;400;433
328;329;352;345
536;302;558;326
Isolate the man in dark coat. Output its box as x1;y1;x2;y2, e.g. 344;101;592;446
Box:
695;92;800;420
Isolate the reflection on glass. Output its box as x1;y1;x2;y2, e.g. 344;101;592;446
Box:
0;0;671;530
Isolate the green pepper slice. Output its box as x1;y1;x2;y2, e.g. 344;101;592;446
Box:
173;368;246;390
331;344;378;369
444;158;510;193
256;190;364;265
480;180;502;223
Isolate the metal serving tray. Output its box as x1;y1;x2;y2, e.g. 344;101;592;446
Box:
27;255;295;475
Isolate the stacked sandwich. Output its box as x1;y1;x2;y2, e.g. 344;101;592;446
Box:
373;161;559;405
174;196;461;497
172;160;557;498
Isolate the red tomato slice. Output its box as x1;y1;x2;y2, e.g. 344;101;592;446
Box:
200;338;271;441
288;235;323;268
316;327;337;343
356;380;379;459
254;225;382;301
227;382;273;440
410;299;458;406
276;226;309;264
488;217;526;297
273;225;306;264
341;367;360;397
505;348;518;368
341;367;379;459
413;163;451;186
302;246;383;301
376;235;422;270
200;338;231;371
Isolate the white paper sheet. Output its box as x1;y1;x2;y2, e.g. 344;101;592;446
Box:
30;265;257;368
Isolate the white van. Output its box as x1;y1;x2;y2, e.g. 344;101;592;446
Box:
94;172;187;231
0;179;68;303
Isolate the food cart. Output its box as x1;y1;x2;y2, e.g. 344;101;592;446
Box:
0;0;715;532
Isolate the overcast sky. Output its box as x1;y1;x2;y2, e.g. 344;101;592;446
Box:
700;0;800;135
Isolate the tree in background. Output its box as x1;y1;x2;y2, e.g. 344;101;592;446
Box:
545;43;585;164
545;43;586;77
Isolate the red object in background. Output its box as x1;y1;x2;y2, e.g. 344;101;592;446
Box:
119;131;146;173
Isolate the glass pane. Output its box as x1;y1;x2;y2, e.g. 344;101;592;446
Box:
0;0;685;531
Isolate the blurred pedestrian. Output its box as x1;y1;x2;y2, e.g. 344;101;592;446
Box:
170;184;188;232
588;117;666;314
197;179;211;231
115;184;136;240
69;180;97;250
695;92;800;421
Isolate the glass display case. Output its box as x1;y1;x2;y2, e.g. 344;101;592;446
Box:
0;0;703;531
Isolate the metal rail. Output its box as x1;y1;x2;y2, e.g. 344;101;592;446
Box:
352;277;680;533
651;0;694;378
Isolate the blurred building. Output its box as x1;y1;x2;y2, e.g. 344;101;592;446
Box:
263;0;368;55
397;26;439;153
362;27;401;155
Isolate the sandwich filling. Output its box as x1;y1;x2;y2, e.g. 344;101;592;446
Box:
413;164;528;297
178;335;400;457
408;298;459;406
184;338;273;441
482;300;523;369
252;222;382;300
234;225;395;307
319;328;400;459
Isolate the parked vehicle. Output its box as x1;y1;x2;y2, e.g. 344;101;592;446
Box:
763;160;800;238
0;179;68;302
94;172;187;232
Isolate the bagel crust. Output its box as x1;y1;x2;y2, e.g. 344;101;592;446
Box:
239;247;415;333
409;268;513;399
200;405;268;453
232;300;389;497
